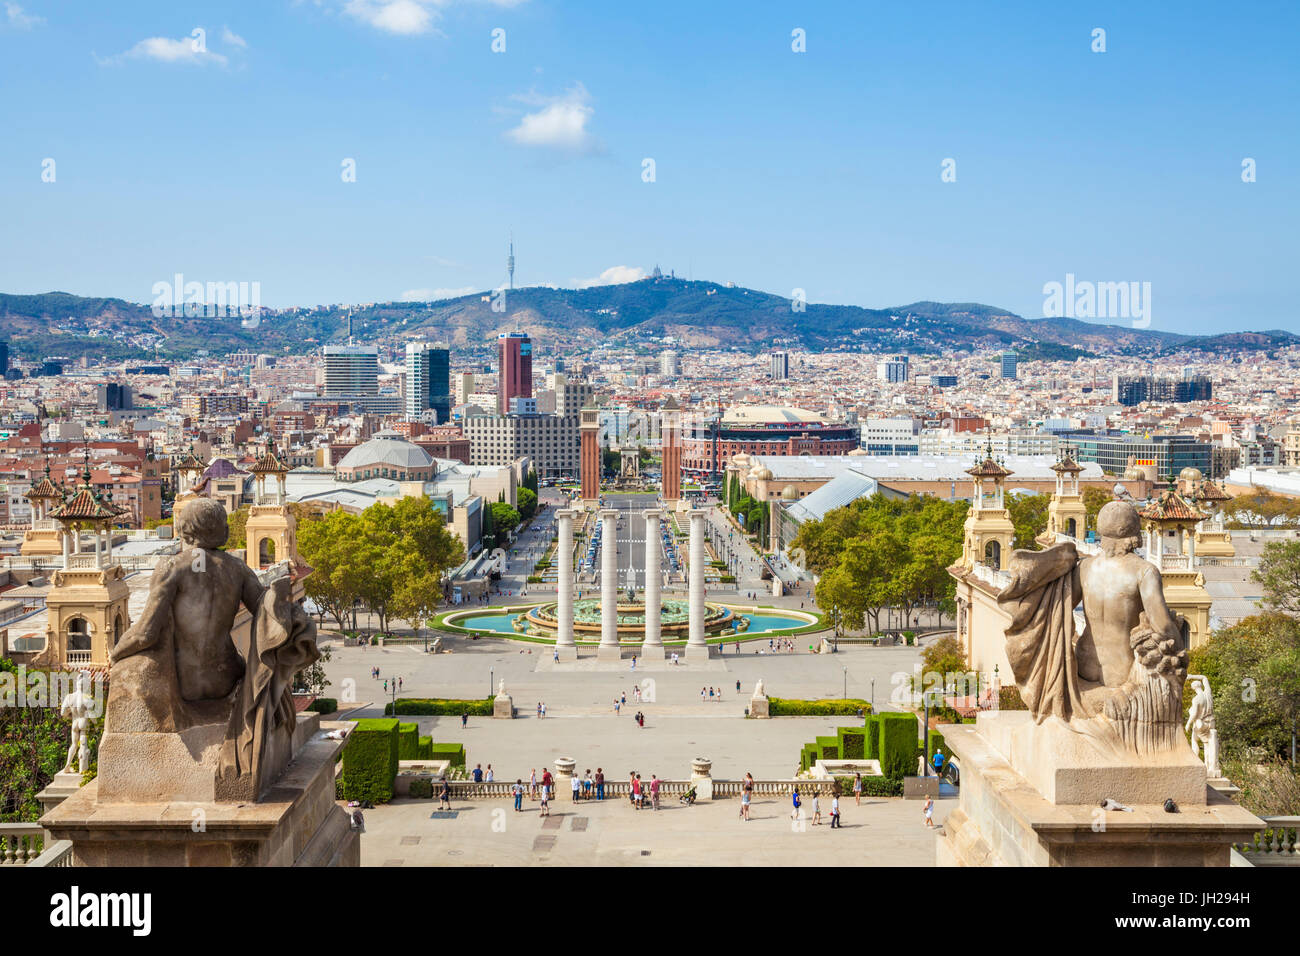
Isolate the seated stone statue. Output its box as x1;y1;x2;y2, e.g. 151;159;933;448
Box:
106;498;318;800
997;501;1188;757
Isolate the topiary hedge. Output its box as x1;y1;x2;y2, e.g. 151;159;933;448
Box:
341;718;399;803
306;697;337;714
799;742;820;772
397;722;419;760
833;774;902;797
837;725;868;760
417;735;433;759
815;735;841;761
877;712;919;781
430;743;466;769
386;697;494;716
863;714;880;760
768;697;872;717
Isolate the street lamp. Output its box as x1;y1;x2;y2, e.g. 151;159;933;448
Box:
843;666;847;700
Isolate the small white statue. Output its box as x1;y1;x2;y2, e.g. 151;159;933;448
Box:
497;677;507;698
59;671;95;775
752;678;766;699
1185;675;1220;778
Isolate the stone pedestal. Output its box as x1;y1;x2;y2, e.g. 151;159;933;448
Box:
42;718;359;867
37;770;87;820
596;644;623;662
749;694;770;718
493;694;515;719
555;757;577;801
690;757;713;802
936;718;1264;867
554;644;578;662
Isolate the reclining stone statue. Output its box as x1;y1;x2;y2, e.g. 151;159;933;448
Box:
996;501;1188;757
104;497;319;801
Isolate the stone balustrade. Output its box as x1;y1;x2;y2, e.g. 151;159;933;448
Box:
438;778;840;800
1234;816;1300;865
0;824;46;865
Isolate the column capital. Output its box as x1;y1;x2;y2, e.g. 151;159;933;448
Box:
642;508;662;519
598;508;619;520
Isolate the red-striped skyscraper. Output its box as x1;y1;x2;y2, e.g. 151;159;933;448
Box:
497;332;532;415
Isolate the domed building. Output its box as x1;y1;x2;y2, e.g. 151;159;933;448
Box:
335;437;436;482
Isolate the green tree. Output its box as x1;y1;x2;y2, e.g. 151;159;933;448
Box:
523;468;539;495
224;505;250;551
1082;486;1113;535
922;635;967;679
489;501;521;544
1253;540;1300;616
298;509;364;628
1189;613;1300;761
1005;493;1050;549
517;487;538;521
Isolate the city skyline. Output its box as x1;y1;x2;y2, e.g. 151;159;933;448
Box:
0;1;1296;334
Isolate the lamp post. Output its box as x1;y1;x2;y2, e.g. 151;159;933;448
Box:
490;667;494;700
842;666;847;700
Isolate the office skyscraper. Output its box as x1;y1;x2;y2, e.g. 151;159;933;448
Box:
0;342;8;378
770;350;790;380
876;354;909;383
1000;352;1018;380
405;342;451;423
497;332;532;415
660;350;681;377
323;345;379;397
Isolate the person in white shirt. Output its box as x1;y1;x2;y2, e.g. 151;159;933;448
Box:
485;765;494;783
830;795;842;829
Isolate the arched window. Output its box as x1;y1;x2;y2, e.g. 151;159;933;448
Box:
984;540;1002;570
259;538;276;567
67;617;91;651
1066;517;1077;537
113;613;124;647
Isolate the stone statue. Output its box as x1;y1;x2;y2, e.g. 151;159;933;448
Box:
59;671;95;775
106;498;319;801
498;677;507;697
752;678;766;699
1186;675;1221;777
996;501;1188;756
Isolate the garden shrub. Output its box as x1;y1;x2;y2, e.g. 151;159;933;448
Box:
341;718;399;803
768;697;872;717
863;714;880;760
397;722;419;760
834;774;902;797
998;686;1027;711
430;742;466;769
306;697;337;714
407;778;433;799
800;742;820;772
417;735;433;759
386;697;494;716
816;735;841;761
837;726;867;760
877;712;919;781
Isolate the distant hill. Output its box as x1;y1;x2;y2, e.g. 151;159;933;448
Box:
0;279;1290;360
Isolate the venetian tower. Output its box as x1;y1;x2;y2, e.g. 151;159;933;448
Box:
19;463;64;556
244;436;296;570
960;446;1016;571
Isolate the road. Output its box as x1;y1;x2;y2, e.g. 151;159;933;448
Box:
596;493;664;591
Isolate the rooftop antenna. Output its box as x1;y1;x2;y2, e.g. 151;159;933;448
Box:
507;233;515;291
346;310;354;346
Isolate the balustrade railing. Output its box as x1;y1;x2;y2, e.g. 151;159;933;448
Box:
1235;816;1300;865
0;824;45;865
437;778;840;800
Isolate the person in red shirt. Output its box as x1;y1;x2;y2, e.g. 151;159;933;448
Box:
650;774;661;811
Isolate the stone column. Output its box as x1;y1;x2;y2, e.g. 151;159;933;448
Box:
555;509;578;661
642;509;664;658
598;509;621;661
554;757;577;801
687;510;711;660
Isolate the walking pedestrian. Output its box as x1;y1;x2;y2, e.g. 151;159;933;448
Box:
461;711;468;728
831;794;842;828
923;795;935;829
438;776;451;810
513;779;524;811
741;772;754;821
811;792;821;826
571;772;581;802
853;772;863;806
791;786;802;820
529;768;537;799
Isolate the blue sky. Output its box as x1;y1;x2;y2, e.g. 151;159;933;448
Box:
1;0;1296;334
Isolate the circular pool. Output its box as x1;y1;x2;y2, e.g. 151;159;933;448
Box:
443;602;819;643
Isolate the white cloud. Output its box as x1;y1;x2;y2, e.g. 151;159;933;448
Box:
99;33;229;67
344;0;434;35
4;3;42;29
573;266;646;289
221;26;248;48
400;286;476;301
506;84;597;152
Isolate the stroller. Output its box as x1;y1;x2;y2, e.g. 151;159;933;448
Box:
679;785;697;806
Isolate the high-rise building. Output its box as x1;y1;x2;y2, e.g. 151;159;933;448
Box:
770;350;790;381
876;354;909;383
0;341;8;378
1111;372;1213;406
660;350;681;377
497;332;533;415
405;342;451;423
454;372;476;407
96;383;133;412
323;345;379;397
1000;352;1018;380
932;374;958;388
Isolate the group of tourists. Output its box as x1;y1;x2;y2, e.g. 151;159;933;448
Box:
628;771;661;810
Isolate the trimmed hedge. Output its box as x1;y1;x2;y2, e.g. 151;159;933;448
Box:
408;778;433;799
430;743;466;769
397;722;419;760
863;714;880;760
800;742;820;773
341;718;399;803
815;735;841;761
833;774;903;797
768;697;872;717
306;697;337;714
417;735;433;759
386;697;494;716
877;712;919;781
837;725;868;760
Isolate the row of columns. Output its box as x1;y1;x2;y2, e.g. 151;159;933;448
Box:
552;507;711;662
